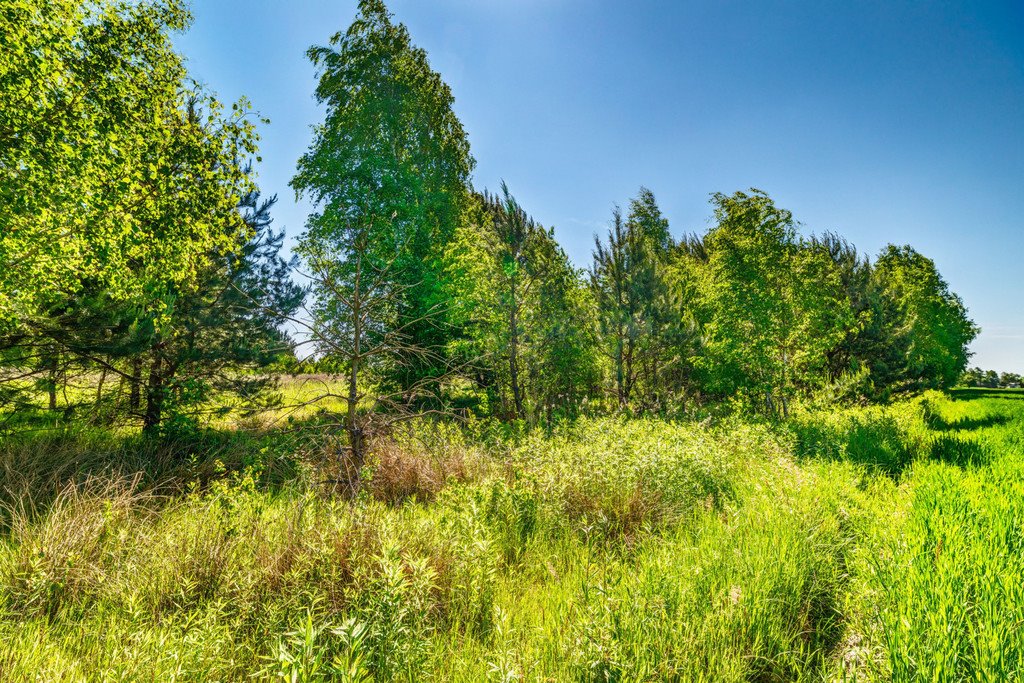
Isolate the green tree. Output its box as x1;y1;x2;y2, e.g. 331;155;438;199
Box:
291;0;474;408
960;367;984;387
873;245;978;390
1;1;270;432
132;190;304;432
0;0;258;335
525;233;601;422
446;186;599;421
624;189;682;411
590;188;674;411
691;190;851;416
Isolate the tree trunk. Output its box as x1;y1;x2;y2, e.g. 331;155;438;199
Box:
47;355;58;412
345;249;366;496
508;291;524;419
622;335;635;407
615;330;626;409
129;358;142;414
345;367;364;494
93;367;107;419
143;355;164;434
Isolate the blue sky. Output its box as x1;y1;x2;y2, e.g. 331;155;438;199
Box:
174;0;1024;372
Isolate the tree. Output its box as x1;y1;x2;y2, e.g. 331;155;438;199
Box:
0;0;257;336
623;188;679;411
293;200;446;492
133;190;304;432
0;1;269;432
290;0;474;409
960;367;984;387
691;190;851;416
590;188;674;411
524;232;601;422
445;185;599;421
873;245;978;390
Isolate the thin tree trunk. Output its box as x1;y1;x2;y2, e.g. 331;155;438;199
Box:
47;355;58;412
143;355;163;433
346;248;365;496
346;360;363;492
129;358;142;414
93;367;107;417
622;335;635;407
616;329;626;409
508;290;524;419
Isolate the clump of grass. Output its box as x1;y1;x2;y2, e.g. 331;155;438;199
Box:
790;403;924;475
509;417;756;542
365;436;477;505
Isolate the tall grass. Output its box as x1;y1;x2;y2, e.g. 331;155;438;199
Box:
0;389;1022;680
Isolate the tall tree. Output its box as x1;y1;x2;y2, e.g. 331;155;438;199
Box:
291;0;474;406
524;231;601;422
873;245;978;391
0;0;269;431
134;190;304;432
446;185;599;421
0;0;257;336
624;188;678;411
591;188;674;410
691;190;851;416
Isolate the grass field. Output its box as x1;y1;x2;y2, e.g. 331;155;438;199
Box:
0;389;1021;681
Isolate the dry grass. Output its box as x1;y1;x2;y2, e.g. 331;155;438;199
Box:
366;438;473;504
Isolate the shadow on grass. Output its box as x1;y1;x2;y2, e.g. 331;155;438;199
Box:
794;412;992;476
949;388;1024;401
792;414;915;477
0;425;303;529
921;396;1009;432
927;433;989;468
923;411;1009;432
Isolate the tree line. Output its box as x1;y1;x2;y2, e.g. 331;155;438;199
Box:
961;369;1022;389
0;0;978;448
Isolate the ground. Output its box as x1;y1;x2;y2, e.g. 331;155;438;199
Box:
0;388;1021;681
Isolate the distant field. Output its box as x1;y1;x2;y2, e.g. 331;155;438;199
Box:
0;373;352;431
0;389;1022;681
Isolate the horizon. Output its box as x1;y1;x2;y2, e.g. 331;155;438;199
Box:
175;0;1024;373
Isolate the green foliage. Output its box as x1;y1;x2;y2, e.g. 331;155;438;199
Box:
874;245;979;390
264;611;371;683
0;2;1001;679
687;190;853;415
291;0;474;396
591;188;684;411
446;186;599;421
129;190;304;432
0;0;260;333
1;391;1024;679
0;0;295;435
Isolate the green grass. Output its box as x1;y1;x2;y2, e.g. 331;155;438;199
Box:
0;389;1022;680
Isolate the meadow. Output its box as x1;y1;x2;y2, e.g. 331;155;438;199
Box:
3;1;1015;681
0;388;1020;682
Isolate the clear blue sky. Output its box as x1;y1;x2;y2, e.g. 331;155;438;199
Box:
174;0;1024;372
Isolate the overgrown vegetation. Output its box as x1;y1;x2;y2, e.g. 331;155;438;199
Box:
1;0;978;444
1;0;1011;680
0;390;1021;680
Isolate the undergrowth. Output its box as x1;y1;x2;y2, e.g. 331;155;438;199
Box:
0;389;1022;681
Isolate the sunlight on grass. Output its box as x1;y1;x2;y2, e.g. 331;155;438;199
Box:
0;390;1022;680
